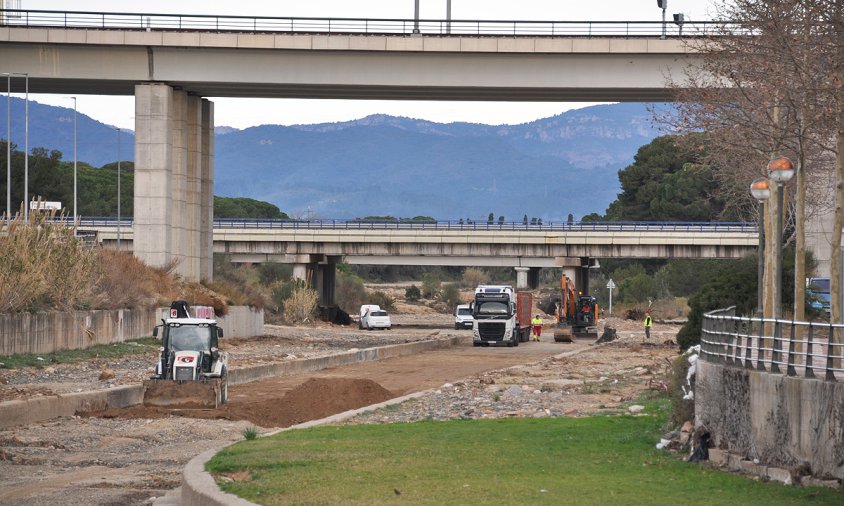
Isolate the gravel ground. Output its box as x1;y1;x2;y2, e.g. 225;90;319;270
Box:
0;307;681;505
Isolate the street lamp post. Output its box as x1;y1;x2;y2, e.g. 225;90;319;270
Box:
22;73;28;223
70;96;77;226
768;157;795;320
750;178;771;317
5;73;9;224
116;127;121;250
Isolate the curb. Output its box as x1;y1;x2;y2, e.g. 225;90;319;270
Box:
0;335;466;430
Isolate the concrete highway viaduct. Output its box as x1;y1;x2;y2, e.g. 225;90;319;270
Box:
82;220;757;304
0;8;710;285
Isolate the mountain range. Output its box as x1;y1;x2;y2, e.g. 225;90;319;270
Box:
0;99;668;221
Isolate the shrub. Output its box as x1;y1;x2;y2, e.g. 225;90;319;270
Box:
283;286;318;324
335;271;367;314
367;290;395;311
89;250;172;310
257;263;292;285
405;284;421;301
242;426;259;440
421;272;441;298
438;284;463;309
461;267;488;288
0;212;98;312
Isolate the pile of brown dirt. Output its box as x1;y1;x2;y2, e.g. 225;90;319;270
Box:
85;377;396;429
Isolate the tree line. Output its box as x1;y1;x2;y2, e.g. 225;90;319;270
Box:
0;141;287;220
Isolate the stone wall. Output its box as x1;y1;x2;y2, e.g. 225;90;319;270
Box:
0;306;264;356
696;360;844;480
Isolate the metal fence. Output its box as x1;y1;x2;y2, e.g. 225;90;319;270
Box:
63;217;756;233
0;8;735;38
701;307;844;381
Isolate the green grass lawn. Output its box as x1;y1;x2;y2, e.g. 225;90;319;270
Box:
207;409;843;505
0;337;159;369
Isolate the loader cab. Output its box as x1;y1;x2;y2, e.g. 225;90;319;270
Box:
152;316;224;378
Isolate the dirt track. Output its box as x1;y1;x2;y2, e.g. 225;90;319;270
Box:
0;314;677;505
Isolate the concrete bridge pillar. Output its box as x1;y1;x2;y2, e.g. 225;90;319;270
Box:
528;267;541;289
199;99;214;281
319;256;340;306
133;83;214;282
292;263;309;282
515;267;529;289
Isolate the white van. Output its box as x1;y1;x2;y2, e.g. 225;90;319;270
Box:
454;304;473;329
359;304;391;330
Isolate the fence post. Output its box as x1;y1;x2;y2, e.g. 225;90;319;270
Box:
756;315;766;372
744;318;755;369
805;323;815;379
786;320;796;376
770;319;782;374
825;323;837;381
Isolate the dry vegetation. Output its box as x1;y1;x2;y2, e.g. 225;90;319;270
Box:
0;213;256;314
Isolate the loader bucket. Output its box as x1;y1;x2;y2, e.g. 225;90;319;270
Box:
142;379;224;409
553;327;574;343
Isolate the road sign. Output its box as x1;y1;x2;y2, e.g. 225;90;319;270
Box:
606;278;616;315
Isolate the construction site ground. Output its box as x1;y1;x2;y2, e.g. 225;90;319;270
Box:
0;303;681;506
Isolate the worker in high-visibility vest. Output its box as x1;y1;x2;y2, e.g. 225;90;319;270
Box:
644;311;653;340
531;315;543;342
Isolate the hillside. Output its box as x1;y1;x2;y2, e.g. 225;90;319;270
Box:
0;99;667;220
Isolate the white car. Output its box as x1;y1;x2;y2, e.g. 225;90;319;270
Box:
454;304;473;329
359;305;391;330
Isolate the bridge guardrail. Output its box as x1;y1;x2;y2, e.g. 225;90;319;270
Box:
0;9;738;38
63;217;757;233
701;307;844;381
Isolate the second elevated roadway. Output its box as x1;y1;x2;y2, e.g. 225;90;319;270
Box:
82;219;757;267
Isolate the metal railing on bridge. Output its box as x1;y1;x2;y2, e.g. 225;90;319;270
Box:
67;217;756;233
0;8;736;38
701;307;844;382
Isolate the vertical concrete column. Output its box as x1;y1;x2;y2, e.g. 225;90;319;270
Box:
133;84;174;270
562;267;578;292
170;90;189;277
185;95;202;281
199;99;215;281
528;267;541;289
321;257;340;306
292;261;308;283
515;267;529;290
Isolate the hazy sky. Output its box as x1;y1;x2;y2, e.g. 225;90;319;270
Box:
17;0;718;129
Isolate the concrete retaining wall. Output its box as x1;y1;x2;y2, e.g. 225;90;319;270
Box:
0;385;143;428
215;307;264;340
696;360;844;480
0;306;264;356
0;336;466;430
0;308;158;355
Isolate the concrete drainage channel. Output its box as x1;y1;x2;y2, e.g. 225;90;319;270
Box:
0;335;466;430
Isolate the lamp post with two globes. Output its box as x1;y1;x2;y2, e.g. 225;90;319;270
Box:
750;178;771;317
768;157;795;320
